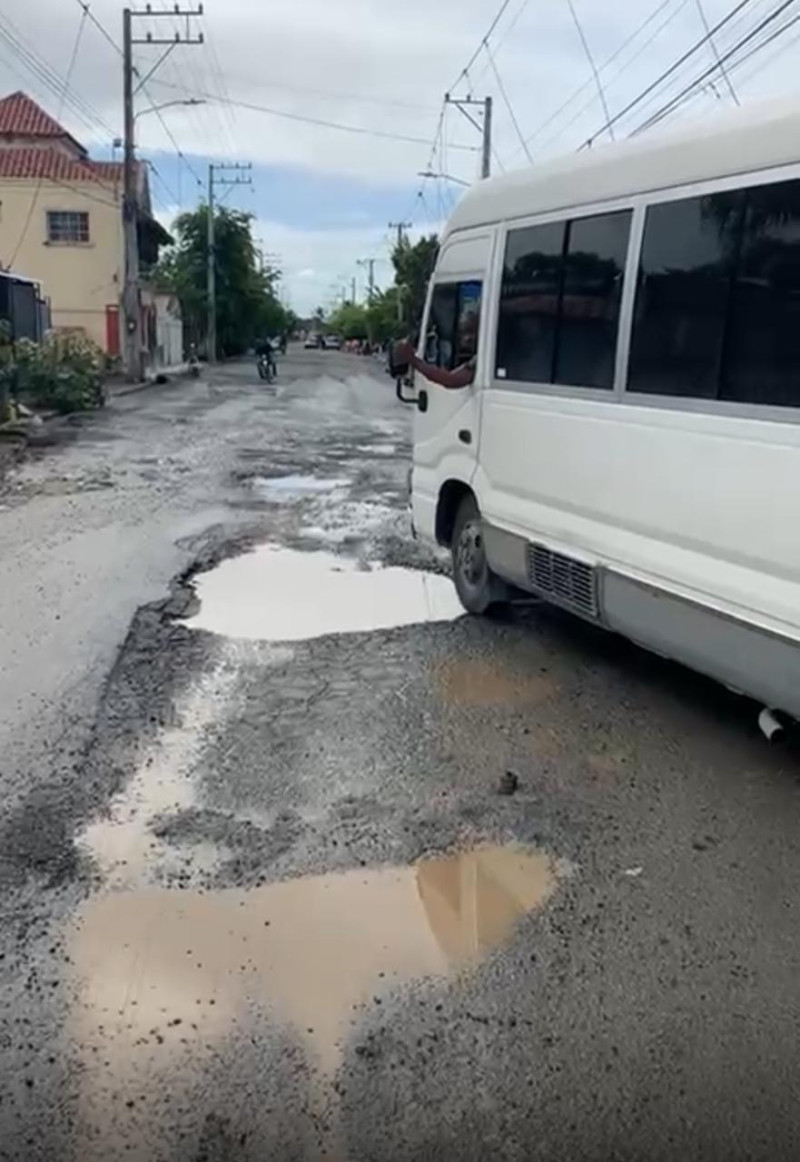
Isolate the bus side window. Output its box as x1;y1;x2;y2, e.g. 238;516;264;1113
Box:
628;192;741;399
454;280;482;365
496;212;630;390
425;281;483;370
425;283;457;368
629;178;800;409
721;178;800;408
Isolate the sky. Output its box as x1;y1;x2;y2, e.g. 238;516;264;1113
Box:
2;0;800;312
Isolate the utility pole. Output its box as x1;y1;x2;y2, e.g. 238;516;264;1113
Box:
206;163;252;363
388;222;411;326
122;5;203;383
388;220;412;249
481;95;493;181
444;94;493;180
357;258;376;303
351;276;357;306
207;165;216;368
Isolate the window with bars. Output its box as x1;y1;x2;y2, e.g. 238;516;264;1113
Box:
46;211;90;244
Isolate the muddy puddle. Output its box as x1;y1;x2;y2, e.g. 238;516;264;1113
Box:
68;844;568;1156
184;545;463;642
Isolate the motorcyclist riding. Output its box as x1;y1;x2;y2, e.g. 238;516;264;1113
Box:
255;337;277;381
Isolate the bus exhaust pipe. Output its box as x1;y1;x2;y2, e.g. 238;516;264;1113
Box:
758;708;785;744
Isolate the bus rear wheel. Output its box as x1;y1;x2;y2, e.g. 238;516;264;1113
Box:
451;495;506;614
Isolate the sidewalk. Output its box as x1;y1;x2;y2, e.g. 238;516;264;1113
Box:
107;361;191;400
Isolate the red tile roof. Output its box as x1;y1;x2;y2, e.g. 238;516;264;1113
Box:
0;92;83;147
0;147;123;186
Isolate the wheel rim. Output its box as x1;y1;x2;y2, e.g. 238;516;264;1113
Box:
456;519;486;591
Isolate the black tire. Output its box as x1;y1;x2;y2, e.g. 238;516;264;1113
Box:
451;495;506;614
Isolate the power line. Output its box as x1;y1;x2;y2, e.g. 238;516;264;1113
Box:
590;0;772;137
632;0;798;135
731;9;800;82
9;7;89;269
137;88;204;187
0;12;114;139
513;0;688;159
484;42;532;161
145;157;180;207
449;0;515;91
152;71;436;113
134;86;478;150
69;0;203;197
727;6;800;72
627;9;800;133
580;0;755;147
565;0;615;141
470;0;533;86
72;0;124;60
694;0;740;103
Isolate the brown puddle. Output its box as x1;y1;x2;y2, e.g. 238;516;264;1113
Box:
68;845;569;1156
434;657;558;707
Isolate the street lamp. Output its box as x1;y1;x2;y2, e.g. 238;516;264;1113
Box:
417;170;470;187
134;98;205;122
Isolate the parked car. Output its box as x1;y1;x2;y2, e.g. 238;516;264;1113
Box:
324;335;342;350
304;334;321;350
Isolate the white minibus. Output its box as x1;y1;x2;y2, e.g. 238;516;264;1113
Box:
401;103;800;723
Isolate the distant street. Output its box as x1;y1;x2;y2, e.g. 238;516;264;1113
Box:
2;348;800;1161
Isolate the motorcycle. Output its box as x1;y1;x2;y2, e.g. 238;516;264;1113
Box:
257;352;275;383
188;344;200;379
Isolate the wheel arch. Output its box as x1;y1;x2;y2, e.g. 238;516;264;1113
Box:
435;479;475;548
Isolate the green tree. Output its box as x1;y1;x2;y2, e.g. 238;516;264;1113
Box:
366;287;405;345
392;234;439;337
328;302;369;340
155;206;291;358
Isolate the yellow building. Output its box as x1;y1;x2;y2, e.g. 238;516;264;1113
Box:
0;91;174;361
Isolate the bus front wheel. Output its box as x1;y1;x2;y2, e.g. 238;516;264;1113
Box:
451;495;506;614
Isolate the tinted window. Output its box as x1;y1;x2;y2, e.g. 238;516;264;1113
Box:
496;221;565;383
721;180;800;407
425;281;482;369
555;211;631;389
628;192;743;397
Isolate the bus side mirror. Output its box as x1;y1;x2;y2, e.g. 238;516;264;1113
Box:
387;342;410;380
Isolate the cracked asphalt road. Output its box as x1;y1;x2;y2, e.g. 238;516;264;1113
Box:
2;349;800;1161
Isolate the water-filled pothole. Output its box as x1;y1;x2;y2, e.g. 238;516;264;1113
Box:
70;843;570;1087
183;545;463;642
253;474;349;501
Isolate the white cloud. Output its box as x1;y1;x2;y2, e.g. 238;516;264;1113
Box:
10;0;800;187
6;0;800;310
256;218;444;316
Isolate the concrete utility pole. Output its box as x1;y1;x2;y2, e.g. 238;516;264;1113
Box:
357;258;376;303
388;220;412;250
122;5;203;382
388;222;411;325
207;166;216;367
206;163;252;363
481;95;493;181
351;276;357;306
444;94;493;180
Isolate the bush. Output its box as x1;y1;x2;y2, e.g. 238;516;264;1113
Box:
14;332;105;414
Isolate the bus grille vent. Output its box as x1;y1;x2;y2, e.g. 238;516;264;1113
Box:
527;544;598;619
